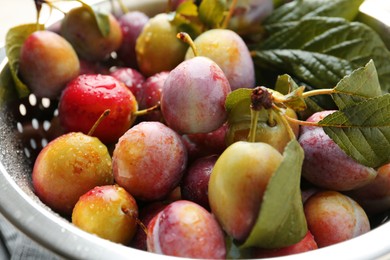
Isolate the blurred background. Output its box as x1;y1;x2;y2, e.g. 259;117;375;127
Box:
0;1;36;45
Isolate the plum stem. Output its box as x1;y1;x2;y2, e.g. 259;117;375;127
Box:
221;0;238;29
273;105;297;140
248;109;259;142
34;0;42;30
284;114;319;127
123;207;148;236
301;88;335;98
248;87;273;142
177;32;199;57
88;109;110;136
132;103;161;117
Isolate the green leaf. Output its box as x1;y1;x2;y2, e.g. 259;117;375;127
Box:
5;23;44;98
241;139;307;249
225;88;252;114
171;1;203;39
320;94;390;168
274;75;307;111
0;63;18;108
275;74;300;95
176;0;198;16
332;59;382;109
252;49;354;89
78;1;110;37
93;10;110;37
255;17;390;93
265;0;364;25
198;0;227;28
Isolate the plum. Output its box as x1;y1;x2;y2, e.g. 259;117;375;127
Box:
299;111;377;191
130;202;167;251
147;200;226;258
137;71;170;122
161;56;231;134
180;154;219;210
58;74;138;144
208;141;283;242
117;11;149;68
72;185;138;245
135;13;187;76
109;67;145;100
304;191;370;248
185;29;255;90
112;121;187;201
226;89;299;153
182;123;228;162
347;163;390;215
32;132;113;216
19;30;80;99
61;6;123;61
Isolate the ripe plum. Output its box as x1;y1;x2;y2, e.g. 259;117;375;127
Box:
58;74;138;144
72;185;138;244
161;56;231;134
32;132;113;216
112;121;187;201
146;200;226;258
19;30;80;99
117;11;149;68
299;111;377;191
181;154;219;210
304;191;370;248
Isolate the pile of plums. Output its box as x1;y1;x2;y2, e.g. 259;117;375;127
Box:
12;0;390;259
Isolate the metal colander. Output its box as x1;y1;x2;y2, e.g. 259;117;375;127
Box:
2;0;390;259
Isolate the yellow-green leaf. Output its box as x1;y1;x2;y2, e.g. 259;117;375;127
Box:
240;139;307;249
5;23;44;98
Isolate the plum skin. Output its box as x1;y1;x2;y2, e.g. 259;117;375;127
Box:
72;185;138;245
58;74;138;144
32;132;113;216
347;163;390;215
117;11;149;68
185;28;255;90
299;111;377;191
161;56;231;134
135;13;187;77
147;200;226;259
180;154;219;210
112;121;187;201
61;6;123;61
208;141;283;242
304;190;370;248
19;30;80;99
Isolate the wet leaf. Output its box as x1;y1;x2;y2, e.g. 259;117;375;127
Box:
241;139;307;248
5;23;44;98
332;59;382;109
320;94;390;168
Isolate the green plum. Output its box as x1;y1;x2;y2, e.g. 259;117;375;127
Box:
208;141;283;242
135;13;187;76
